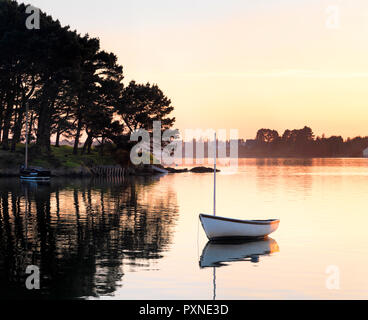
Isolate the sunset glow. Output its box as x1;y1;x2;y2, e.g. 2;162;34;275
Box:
29;0;368;139
2;0;368;302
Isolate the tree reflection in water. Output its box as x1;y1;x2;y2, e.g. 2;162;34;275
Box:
0;176;178;299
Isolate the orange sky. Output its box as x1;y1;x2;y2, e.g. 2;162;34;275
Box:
30;0;368;139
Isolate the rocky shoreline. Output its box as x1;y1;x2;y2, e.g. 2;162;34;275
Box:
165;166;220;173
127;165;220;176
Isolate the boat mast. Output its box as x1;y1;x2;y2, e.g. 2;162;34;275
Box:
213;130;217;300
214;132;216;216
213;267;216;300
25;102;29;169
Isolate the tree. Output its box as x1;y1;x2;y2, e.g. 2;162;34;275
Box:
117;81;175;133
71;36;123;155
256;129;280;144
0;1;175;161
33;17;81;152
0;1;38;150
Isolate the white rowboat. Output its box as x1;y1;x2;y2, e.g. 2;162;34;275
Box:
199;214;280;241
198;132;280;241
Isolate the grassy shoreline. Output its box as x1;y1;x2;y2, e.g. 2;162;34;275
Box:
0;144;120;177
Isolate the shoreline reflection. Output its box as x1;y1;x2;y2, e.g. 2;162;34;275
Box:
0;176;178;299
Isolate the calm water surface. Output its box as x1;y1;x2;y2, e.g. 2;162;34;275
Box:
1;158;368;299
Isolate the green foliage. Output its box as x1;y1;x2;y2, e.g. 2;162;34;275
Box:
46;145;117;168
0;149;24;166
0;144;118;169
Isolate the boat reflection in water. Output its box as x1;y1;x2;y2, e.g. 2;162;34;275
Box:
199;237;279;268
199;238;279;300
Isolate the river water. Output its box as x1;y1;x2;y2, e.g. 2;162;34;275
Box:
0;158;368;299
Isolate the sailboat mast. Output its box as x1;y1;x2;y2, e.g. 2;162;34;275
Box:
214;132;216;216
213;267;216;300
25;102;29;169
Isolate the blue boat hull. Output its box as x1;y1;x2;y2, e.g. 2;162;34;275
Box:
20;167;51;180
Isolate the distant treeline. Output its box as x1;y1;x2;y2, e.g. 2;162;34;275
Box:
240;126;368;157
0;1;175;155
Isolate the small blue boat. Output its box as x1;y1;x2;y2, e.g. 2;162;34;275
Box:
20;166;51;181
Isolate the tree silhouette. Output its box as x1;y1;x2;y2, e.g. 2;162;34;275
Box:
0;1;175;158
256;129;280;144
117;81;175;133
239;126;368;157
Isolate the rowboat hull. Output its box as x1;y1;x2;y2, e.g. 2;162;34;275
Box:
199;237;279;268
20;176;51;181
20;167;51;181
199;214;280;241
